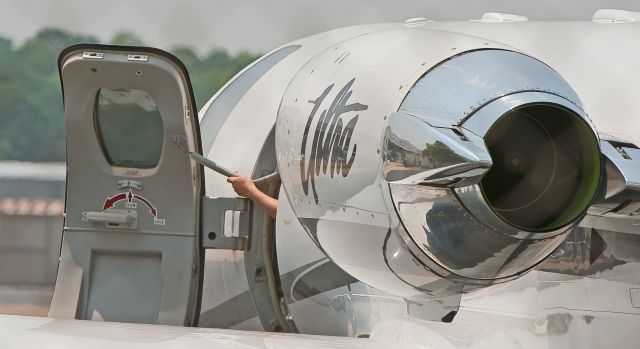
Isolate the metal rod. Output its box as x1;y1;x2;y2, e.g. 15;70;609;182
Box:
190;152;237;177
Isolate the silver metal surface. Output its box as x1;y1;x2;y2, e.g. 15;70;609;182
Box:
82;52;103;59
190;152;237;178
600;139;640;195
398;49;582;128
382;112;491;185
388;183;566;280
383;48;601;284
126;54;148;62
461;91;592;138
201;196;251;250
82;209;137;229
454;185;572;240
589;138;640;217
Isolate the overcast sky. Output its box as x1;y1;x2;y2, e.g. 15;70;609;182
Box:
1;0;640;53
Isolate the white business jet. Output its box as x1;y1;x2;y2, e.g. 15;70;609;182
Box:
2;9;640;349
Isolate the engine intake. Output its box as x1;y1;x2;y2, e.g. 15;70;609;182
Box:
385;49;602;284
480;104;601;232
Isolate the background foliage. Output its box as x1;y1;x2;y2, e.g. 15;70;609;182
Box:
0;28;260;162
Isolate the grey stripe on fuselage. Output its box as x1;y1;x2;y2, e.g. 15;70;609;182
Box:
199;45;301;156
199;257;355;328
199;290;257;328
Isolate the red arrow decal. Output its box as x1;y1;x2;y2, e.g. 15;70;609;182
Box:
133;194;157;218
102;193;127;211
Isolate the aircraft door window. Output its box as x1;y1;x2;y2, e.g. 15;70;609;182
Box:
95;88;164;169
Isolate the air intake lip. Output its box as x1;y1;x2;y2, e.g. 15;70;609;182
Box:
459;91;601;239
479;103;601;232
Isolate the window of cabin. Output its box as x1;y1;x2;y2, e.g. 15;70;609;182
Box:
95;88;164;169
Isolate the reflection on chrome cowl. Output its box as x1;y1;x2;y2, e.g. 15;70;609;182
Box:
383;112;491;187
384;49;603;283
390;184;567;280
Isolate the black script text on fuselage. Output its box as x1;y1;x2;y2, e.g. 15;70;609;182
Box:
300;78;369;202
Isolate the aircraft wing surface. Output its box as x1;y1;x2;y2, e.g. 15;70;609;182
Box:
0;313;566;348
0;315;431;349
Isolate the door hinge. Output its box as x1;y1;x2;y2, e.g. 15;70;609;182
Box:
202;196;252;251
82;52;104;59
127;54;148;62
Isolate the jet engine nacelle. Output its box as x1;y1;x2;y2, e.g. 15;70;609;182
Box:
276;28;601;297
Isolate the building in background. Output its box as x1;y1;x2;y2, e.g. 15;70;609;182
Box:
0;161;65;316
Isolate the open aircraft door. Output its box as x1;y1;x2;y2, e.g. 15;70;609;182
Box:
49;45;210;326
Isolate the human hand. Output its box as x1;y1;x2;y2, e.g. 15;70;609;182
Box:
227;172;277;218
227;174;259;199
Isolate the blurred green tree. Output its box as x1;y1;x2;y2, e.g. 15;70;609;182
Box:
110;32;144;46
0;29;260;162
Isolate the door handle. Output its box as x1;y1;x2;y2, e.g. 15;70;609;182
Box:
82;209;137;229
